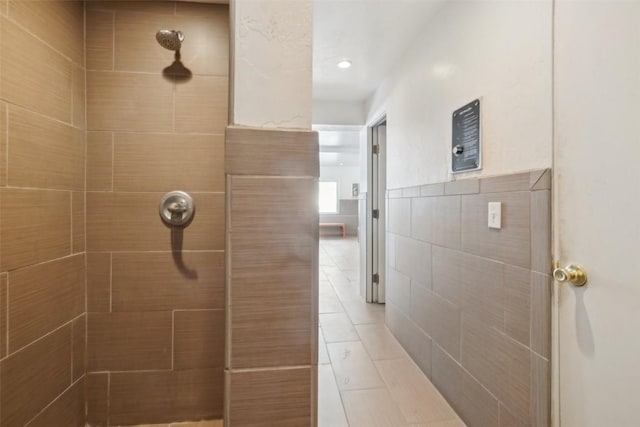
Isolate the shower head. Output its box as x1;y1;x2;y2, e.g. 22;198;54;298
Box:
156;29;184;51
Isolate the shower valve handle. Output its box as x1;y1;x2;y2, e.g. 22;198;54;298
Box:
167;200;188;214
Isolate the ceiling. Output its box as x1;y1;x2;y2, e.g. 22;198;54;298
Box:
313;0;443;102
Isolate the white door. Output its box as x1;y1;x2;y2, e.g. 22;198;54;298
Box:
554;2;640;426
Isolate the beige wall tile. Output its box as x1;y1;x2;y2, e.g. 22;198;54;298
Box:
8;254;84;353
462;191;531;269
229;177;314;368
499;404;527;427
531;190;552;274
87;252;111;312
231;299;312;368
410;197;433;242
461;316;531;421
341;388;408;427
72;63;85;129
402;186;420;198
530;169;551;191
388;198;411;236
72;315;85;381
504;264;531;347
175;75;228;134
225;126;319;177
444;179;479;195
87;311;172;371
113;133;225;192
421;183;445;197
386;267;411;314
531;272;551;359
375;358;459;424
112;251;224;311
431;196;462;249
385;302;432;377
411;286;461;361
0;188;71;271
227;367;311;426
0;102;6;187
87;71;173;132
72;191;85;253
174;309;224;369
432;344;499;427
86;0;175;15
480;172;531;194
8;106;84;190
0;326;72;426
431;246;464;306
25;378;84;427
8;0;84;66
395;235;431;285
87;373;109;426
531;353;550;427
1;17;72;123
114;8;229;76
0;273;6;357
110;368;223;425
86;9;114;70
86;131;113;191
327;341;385;391
87;192;224;251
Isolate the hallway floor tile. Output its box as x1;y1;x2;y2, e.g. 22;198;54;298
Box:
319;237;465;427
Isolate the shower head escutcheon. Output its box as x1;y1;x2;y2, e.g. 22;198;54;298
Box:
156;29;184;51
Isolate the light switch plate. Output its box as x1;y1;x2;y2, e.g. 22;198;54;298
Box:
488;202;502;229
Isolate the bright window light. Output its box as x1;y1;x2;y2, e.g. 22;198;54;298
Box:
319;181;338;213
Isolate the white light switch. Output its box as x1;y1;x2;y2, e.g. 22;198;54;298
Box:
488;202;502;229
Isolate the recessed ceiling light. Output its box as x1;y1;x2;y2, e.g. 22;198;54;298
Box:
339;162;345;166
337;60;352;69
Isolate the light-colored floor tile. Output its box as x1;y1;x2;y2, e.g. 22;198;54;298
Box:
356;324;408;360
320;312;359;342
341;388;410;427
328;341;385;391
319;364;350;427
320;282;345;313
375;358;459;424
319;327;331;365
332;282;363;302
342;299;386;324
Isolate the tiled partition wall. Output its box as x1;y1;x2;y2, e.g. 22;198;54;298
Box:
225;127;319;426
0;1;86;425
386;170;552;427
84;2;228;425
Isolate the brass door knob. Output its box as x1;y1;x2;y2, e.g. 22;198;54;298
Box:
553;264;588;286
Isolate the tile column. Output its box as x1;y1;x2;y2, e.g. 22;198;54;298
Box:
225;1;317;425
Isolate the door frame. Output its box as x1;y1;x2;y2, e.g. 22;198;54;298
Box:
365;115;387;303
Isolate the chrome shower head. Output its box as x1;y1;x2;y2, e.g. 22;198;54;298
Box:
156;29;184;51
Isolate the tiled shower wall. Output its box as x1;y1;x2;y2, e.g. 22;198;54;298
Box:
0;1;86;425
84;2;228;425
386;170;552;427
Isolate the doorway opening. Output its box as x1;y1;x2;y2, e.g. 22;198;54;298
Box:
366;118;387;303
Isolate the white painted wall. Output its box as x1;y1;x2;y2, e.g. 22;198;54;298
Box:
366;0;553;189
320;165;360;200
231;0;313;129
312;99;366;125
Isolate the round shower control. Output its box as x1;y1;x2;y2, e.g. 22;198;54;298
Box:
159;191;195;227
